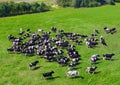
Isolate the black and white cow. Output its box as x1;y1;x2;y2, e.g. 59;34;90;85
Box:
90;54;99;63
68;62;77;70
103;53;115;60
86;66;97;74
100;36;107;46
104;27;116;34
29;61;39;70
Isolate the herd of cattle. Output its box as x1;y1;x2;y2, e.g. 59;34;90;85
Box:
7;27;116;78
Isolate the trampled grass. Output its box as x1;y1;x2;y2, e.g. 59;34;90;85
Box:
0;4;120;85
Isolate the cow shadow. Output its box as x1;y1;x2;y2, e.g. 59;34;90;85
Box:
90;61;101;65
70;76;84;79
33;66;41;70
46;76;60;80
75;76;84;79
94;71;101;74
110;59;118;61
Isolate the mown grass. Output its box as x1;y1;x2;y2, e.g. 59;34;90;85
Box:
0;4;120;85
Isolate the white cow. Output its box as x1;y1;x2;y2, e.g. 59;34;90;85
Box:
67;70;79;78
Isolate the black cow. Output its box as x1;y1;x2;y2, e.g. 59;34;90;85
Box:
8;34;16;41
29;61;39;70
42;71;54;78
51;27;57;32
110;28;116;34
94;29;99;34
100;36;107;46
103;53;115;60
7;47;14;53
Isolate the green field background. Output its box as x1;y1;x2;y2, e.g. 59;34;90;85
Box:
0;4;120;85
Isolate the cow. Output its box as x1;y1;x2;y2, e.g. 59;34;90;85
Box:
103;53;115;60
104;27;110;34
110;28;116;34
104;27;116;34
68;62;77;70
51;27;57;32
90;54;99;63
67;70;79;78
100;36;107;46
29;61;39;70
7;47;14;53
86;66;97;74
42;71;54;78
94;29;99;34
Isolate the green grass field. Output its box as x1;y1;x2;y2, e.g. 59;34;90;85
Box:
0;4;120;85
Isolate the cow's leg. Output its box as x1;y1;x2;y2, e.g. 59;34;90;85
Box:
92;71;95;74
103;57;106;60
29;66;31;70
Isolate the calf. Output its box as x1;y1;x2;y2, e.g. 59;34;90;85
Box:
42;71;54;78
103;53;115;60
29;60;39;70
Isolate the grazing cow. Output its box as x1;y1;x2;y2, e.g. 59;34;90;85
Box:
8;34;16;41
67;70;79;78
29;61;39;70
90;54;99;63
84;38;93;48
27;28;30;32
104;27;111;34
7;47;14;53
57;57;69;66
103;53;115;60
19;28;24;35
104;27;116;34
72;58;80;64
51;27;57;32
80;34;88;39
94;29;99;34
68;62;77;70
42;71;54;78
110;28;116;34
86;66;97;74
100;36;107;46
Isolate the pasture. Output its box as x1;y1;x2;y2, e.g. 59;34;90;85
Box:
0;4;120;85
